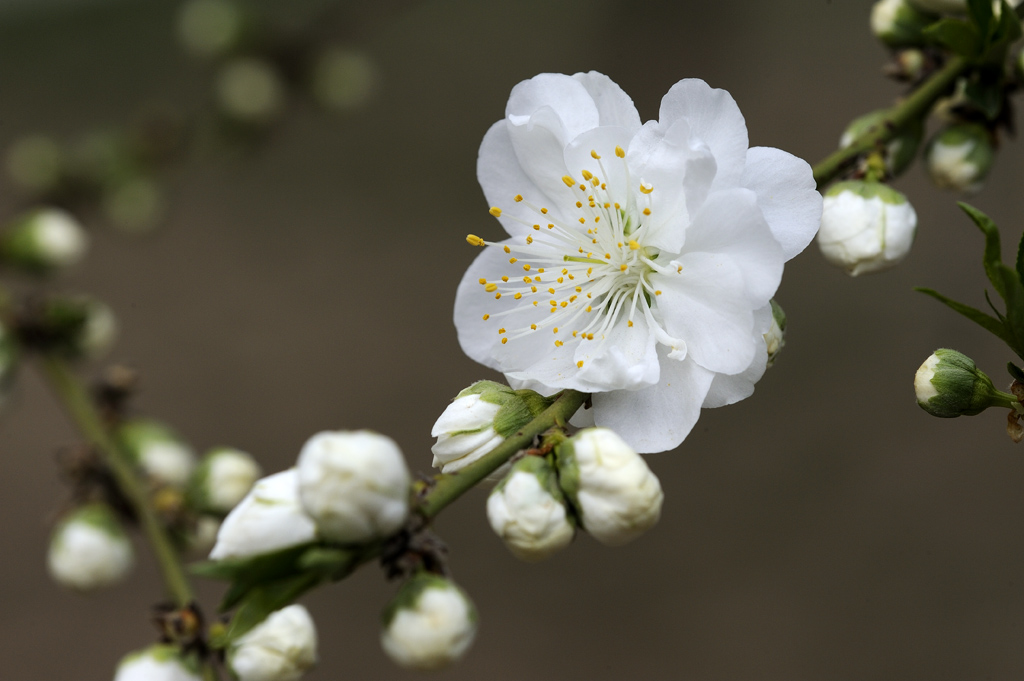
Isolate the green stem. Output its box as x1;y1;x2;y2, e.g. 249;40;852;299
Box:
37;355;195;607
418;389;588;518
811;55;968;189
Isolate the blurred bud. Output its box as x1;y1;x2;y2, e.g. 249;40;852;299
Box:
30;295;117;359
48;503;134;591
839;109;923;177
871;0;937;47
555;428;663;547
487;456;574;561
70;131;139;189
924;123;995;193
188;515;221;555
906;0;967;11
310;48;378;111
119;419;197;488
817;180;917;276
114;644;202;681
914;349;1017;417
5;135;63;193
296;430;410;544
177;0;244;58
0;208;87;274
189;447;261;515
381;574;477;671
209;469;317;561
431;381;552;474
216;58;286;126
229;605;318;681
764;299;787;368
103;177;164;234
892;48;927;81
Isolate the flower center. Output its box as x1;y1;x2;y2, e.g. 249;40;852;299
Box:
467;146;682;369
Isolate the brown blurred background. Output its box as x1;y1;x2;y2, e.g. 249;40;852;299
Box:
2;0;1024;679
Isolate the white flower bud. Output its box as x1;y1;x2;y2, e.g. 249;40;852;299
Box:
487;456;575;562
119;419;197;488
915;348;1017;417
296;430;410;544
556;428;663;547
310;48;378;111
229;605;318;681
431;381;550;474
78;297;117;358
381;575;477;671
871;0;937;47
908;0;1021;14
925;123;995;193
48;503;133;591
177;0;243;58
0;208;87;273
216;58;286;125
209;469;317;561
189;447;262;514
764;299;786;368
817;180;917;276
114;644;202;681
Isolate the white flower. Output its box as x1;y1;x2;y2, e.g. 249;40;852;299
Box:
119;419;197;488
381;575;477;671
455;72;821;453
209;469;318;561
925;123;995;193
487;456;574;561
229;605;318;681
817;180;917;276
558;428;663;546
296;430;410;544
0;208;87;272
114;645;202;681
190;447;262;514
48;503;134;591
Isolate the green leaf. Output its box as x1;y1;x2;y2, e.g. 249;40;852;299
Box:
995;0;1023;43
984;289;1006;322
924;18;980;56
915;287;1012;344
1008;362;1024;382
968;0;994;40
996;264;1024;361
213;572;323;646
958;202;1006;299
190;543;316;612
1016;226;1024;288
963;76;1004;120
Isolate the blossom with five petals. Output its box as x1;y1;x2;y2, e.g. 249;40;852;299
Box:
454;72;821;453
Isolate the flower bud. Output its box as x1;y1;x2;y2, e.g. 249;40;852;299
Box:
914;349;1017;417
817;180;917;276
556;428;663;547
486;456;575;562
189;447;261;515
48;503;133;591
114;644;202;681
0;208;87;274
764;299;786;368
871;0;937;47
177;0;244;58
5;135;63;193
381;574;477;671
310;48;378;111
209;469;317;561
431;381;552;474
839;109;923;177
188;515;221;555
228;605;318;681
119;419;197;488
296;430;411;544
924;123;995;193
216;58;286;126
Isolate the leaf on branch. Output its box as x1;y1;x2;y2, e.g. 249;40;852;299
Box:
958;202;1006;299
924;18;980;57
1008;362;1024;382
914;287;1013;343
967;0;994;41
212;573;324;647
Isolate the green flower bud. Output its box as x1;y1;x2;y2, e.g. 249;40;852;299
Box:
0;208;87;274
914;349;1017;417
840;109;923;177
924;123;995;193
764;299;786;368
871;0;938;47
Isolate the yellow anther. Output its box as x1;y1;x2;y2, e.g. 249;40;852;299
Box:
478;278;487;284
561;268;568;275
604;202;611;208
562;175;576;187
595;217;601;223
586;267;593;276
534;276;541;282
531;324;537;330
503;245;511;254
531;286;537;292
498;327;506;334
581;169;593;180
523;264;531;271
533;301;538;306
557;277;564;283
482;314;490;321
576;201;583;208
547;224;554;229
592;238;598;244
579;184;586;190
489;207;502;217
620;264;628;271
601;183;607;189
655;290;662;296
579;247;585;253
523;276;531;283
575;286;582;292
514;194;523;202
550;308;556;314
548;288;555;294
587;333;594;340
509;258;518;264
643;208;651;215
541;207;548;214
587;293;592;298
553;327;559;333
639;182;654;194
501;276;509;282
485;283;498;292
618;242;623;248
560;301;568;308
628;320;634;327
514;292;522;300
677;265;683;273
526;236;533;244
555;340;564;347
501;337;508;344
585;306;592;312
577;360;584;368
495;292;502;299
614;202;621;209
538;268;545;273
568;274;575;280
590;150;601;159
533;224;541;231
550;300;557;307
466;234;486;246
572;331;578;337
615;145;625;158
569;295;577;302
629;240;640;250
605;253;611;259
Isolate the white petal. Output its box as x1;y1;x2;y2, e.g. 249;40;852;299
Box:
572;314;660;391
658;79;748;190
453;246;517;372
591;350;715;453
506;73;600;143
702;303;772;408
563;126;634;204
572;72;642;132
742;147;822;261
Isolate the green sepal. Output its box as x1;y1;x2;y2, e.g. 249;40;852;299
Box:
918;348;1014;417
381;573;477;628
211;571;323;647
769;298;787;333
451;380;554;438
963;71;1005;121
192;542;317;611
552;438;581;518
1007;362;1024;382
57;502;126;539
924;18;980;57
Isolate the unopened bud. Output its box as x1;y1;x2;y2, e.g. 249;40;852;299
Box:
764;299;786;368
189;447;261;515
381;574;477;671
216;58;286;126
188;515;221;555
297;430;411;544
114;644;202;681
925;123;995;193
915;349;1017;417
871;0;937;47
119;419;197;488
310;48;379;111
177;0;244;58
431;381;552;474
48;503;134;591
487;456;575;562
229;605;318;681
839;109;923;177
818;180;917;276
0;208;87;274
556;428;663;547
209;469;317;561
